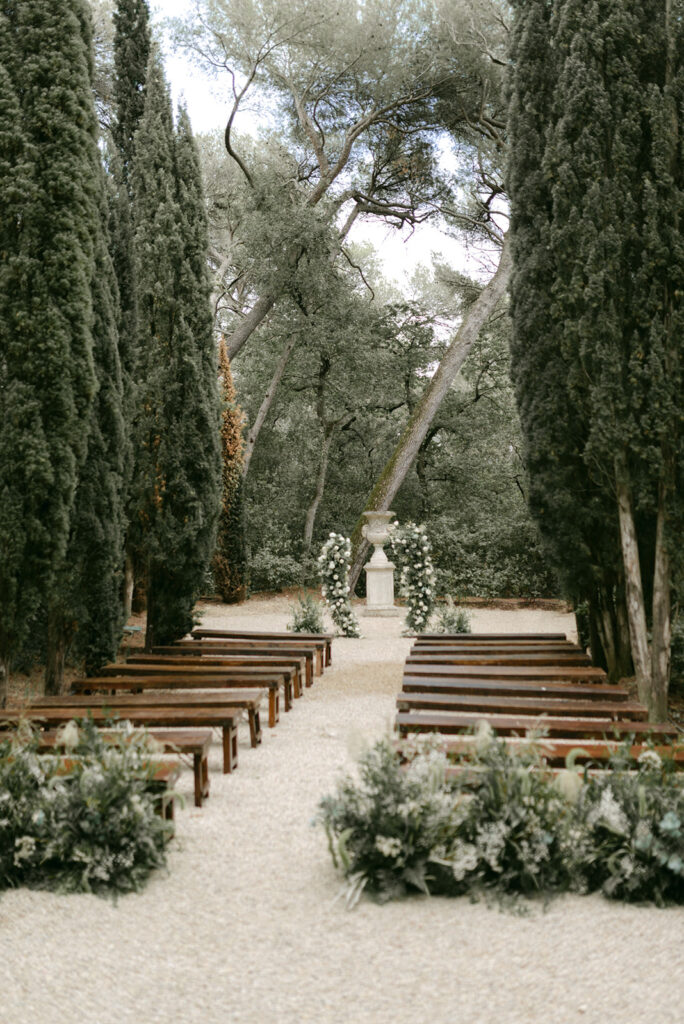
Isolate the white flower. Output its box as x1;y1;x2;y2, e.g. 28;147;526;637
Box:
637;749;663;772
375;835;403;858
588;787;630;835
55;720;80;751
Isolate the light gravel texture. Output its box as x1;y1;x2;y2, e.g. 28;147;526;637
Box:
1;597;682;1024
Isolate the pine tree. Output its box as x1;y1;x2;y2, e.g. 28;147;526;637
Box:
130;57;221;649
509;0;684;717
0;1;101;698
213;340;247;603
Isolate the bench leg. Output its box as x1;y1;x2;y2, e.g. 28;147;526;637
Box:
248;708;262;747
305;660;313;688
315;649;323;676
193;752;210;807
283;679;293;712
268;690;280;728
222;724;238;773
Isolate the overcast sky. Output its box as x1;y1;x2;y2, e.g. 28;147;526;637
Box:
148;0;472;286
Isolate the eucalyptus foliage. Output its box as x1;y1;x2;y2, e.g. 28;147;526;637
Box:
0;720;170;895
287;593;325;634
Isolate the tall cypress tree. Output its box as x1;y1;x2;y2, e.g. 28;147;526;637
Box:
130;58;221;649
112;0;150;182
509;0;684;717
0;1;100;699
213;340;247;603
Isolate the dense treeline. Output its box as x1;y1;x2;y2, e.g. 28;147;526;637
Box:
0;0;220;702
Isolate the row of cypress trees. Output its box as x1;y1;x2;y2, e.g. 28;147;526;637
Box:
0;0;222;701
508;0;683;719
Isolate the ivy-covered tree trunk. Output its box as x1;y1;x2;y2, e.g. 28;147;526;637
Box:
213;340;247;603
348;236;512;594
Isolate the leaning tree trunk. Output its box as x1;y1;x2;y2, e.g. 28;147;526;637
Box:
650;482;671;722
224;290;279;361
348;235;512;593
303;428;335;553
614;451;658;717
242;335;297;479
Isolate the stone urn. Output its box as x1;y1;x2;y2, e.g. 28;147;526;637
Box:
361;511;400;615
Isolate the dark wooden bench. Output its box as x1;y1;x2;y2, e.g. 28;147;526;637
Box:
162;642;316;689
401;663;608;683
191;629;331;673
32;690;265;748
2;706;239;773
437;735;684;768
145;649;308;697
406;651;592;667
85;664;285;727
397;691;648;721
412;642;583;654
395;710;679;740
402;675;630;701
415;633;569;642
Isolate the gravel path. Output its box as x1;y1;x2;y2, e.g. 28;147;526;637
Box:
1;598;682;1024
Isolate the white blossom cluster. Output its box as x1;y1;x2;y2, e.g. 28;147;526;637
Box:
388;521;436;633
317;532;361;637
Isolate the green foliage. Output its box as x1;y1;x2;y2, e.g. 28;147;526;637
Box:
112;0;150;179
318;533;360;638
670;617;684;697
388;522;436;633
213;343;247;603
287;593;325;634
318;734;684;907
0;719;170;895
432;598;471;634
129;59;221;647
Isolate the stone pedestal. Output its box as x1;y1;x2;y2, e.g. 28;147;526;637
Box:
362;511;401;617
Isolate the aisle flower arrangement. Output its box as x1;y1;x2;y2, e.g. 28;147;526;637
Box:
388;522;436;633
318;533;361;637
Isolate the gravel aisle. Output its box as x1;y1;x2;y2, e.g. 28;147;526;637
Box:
1;598;682;1024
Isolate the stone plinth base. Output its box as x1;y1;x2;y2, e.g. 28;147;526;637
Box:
364;562;399;616
362;606;402;617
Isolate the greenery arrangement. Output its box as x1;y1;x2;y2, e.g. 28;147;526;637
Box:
388;523;436;633
0;719;171;895
318;534;360;638
317;734;684;908
431;598;471;635
287;593;325;634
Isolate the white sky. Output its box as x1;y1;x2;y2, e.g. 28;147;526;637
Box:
149;0;474;286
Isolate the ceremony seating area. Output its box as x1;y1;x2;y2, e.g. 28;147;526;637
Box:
395;632;682;763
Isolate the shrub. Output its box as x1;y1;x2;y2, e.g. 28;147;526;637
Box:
317;734;684;907
431;598;471;634
249;549;304;593
287;592;325;633
0;719;172;895
318;533;360;637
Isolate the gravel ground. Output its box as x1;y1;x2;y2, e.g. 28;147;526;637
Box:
1;597;682;1024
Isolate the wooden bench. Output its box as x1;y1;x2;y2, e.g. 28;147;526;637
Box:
2;706;239;773
86;664;285;727
436;735;684;768
397;691;648;720
406;651;592;667
412;642;583;654
415;632;569;642
191;629;331;674
161;642;316;689
402;675;630;701
144;649;308;697
32;690;265;748
395;710;679;741
401;663;608;683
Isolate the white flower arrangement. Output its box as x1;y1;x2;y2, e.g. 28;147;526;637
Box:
317;533;361;637
387;521;436;633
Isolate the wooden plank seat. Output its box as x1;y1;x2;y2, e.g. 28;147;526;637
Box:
412;642;583;654
415;633;569;642
401;663;608;683
402;675;631;701
159;642;316;689
1;706;239;773
88;664;286;726
133;653;303;701
191;629;331;673
406;651;592;667
34;690;265;748
437;735;684;768
395;710;679;740
397;691;648;720
9;727;213;808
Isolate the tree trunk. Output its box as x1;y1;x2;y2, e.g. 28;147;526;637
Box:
224;290;278;361
242;335;297;479
614;451;655;715
45;607;68;696
348;235;512;593
123;550;135;622
0;655;10;708
144;562;154;653
303;428;335;552
650;482;671;721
